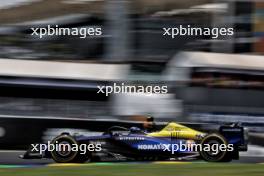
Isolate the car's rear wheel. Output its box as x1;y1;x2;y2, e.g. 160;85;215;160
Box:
199;133;232;162
50;134;91;163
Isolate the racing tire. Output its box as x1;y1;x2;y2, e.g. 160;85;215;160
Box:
199;133;232;162
50;134;91;163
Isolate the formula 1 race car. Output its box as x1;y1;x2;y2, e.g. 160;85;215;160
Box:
21;122;248;163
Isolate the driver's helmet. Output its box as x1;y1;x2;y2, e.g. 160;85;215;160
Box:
144;115;155;131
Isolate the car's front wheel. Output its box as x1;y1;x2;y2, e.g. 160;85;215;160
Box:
50;134;91;163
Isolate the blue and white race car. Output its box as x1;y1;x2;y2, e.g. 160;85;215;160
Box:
21;122;248;163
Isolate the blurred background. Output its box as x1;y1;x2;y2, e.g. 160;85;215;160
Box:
0;0;263;159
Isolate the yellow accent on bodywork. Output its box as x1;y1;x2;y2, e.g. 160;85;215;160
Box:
147;122;205;140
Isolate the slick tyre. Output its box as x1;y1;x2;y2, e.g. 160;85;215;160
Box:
50;134;91;163
199;133;232;162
